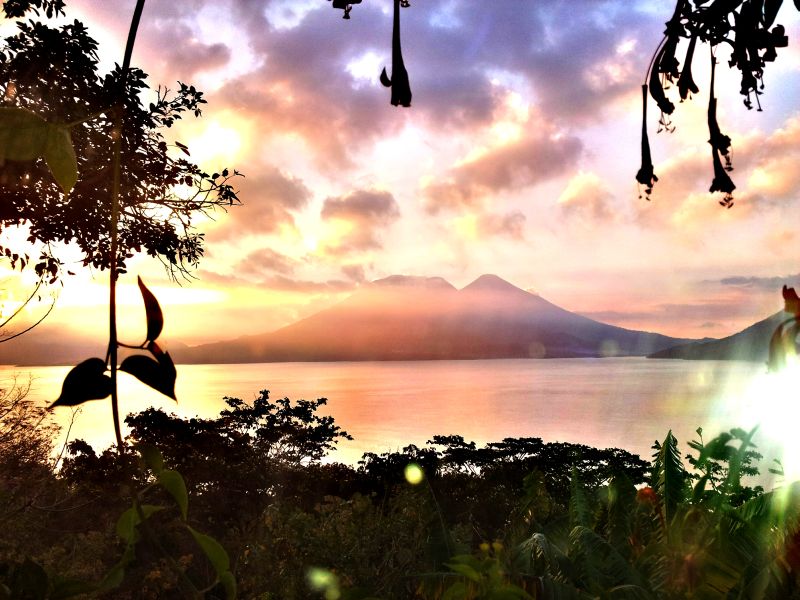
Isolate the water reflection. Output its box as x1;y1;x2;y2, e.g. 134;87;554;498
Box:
1;358;768;469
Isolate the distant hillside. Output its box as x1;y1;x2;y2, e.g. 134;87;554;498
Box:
174;274;695;363
0;326;191;367
648;311;787;362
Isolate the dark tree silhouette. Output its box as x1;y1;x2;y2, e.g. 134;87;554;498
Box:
0;1;240;283
638;0;796;206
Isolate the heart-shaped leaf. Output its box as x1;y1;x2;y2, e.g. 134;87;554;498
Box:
137;276;163;342
51;358;111;408
159;469;188;520
120;352;176;400
187;525;231;575
43;124;78;194
0;106;49;161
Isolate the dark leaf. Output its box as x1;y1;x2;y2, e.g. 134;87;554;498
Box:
764;0;783;27
380;67;392;87
120;353;176;400
51;358;111;408
137;276;163;341
138;443;164;474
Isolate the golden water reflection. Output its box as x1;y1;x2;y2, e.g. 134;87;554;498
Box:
0;358;772;473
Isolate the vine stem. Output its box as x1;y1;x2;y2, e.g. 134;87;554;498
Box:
109;0;147;452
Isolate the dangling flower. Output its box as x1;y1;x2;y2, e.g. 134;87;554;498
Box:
709;147;735;195
678;34;700;100
707;51;734;207
636;85;658;200
707;97;731;157
649;46;676;116
380;0;412;107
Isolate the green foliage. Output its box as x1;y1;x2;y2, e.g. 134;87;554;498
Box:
651;430;688;526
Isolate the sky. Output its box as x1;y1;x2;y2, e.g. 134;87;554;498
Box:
2;0;800;346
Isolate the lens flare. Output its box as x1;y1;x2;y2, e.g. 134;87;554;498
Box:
735;361;800;482
404;462;424;485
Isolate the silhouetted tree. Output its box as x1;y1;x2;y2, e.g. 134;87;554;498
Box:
0;0;240;284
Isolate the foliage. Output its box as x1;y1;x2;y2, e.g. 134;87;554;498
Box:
518;428;800;600
0;2;240;281
638;0;799;205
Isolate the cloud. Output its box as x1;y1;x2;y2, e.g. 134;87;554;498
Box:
201;269;356;294
478;211;526;239
714;273;800;290
423;126;583;212
557;171;616;221
146;22;231;78
210;166;311;240
320;189;400;255
341;264;367;282
236;247;297;277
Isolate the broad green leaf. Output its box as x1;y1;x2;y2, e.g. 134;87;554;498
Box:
219;571;237;600
51;358;111;408
43;124;77;194
187;525;230;575
137;276;164;341
137;443;164;475
115;504;164;543
159;469;188;520
0;106;48;160
120;353;176;400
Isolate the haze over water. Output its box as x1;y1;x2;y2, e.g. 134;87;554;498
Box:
5;357;794;480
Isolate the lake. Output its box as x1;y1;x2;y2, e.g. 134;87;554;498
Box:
3;357;797;481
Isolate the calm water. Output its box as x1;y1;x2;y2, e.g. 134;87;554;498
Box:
3;358;795;479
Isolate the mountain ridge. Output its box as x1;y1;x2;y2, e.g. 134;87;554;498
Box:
647;311;786;362
173;274;695;363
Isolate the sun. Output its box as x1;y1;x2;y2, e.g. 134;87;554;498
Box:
182;118;245;168
734;361;800;482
